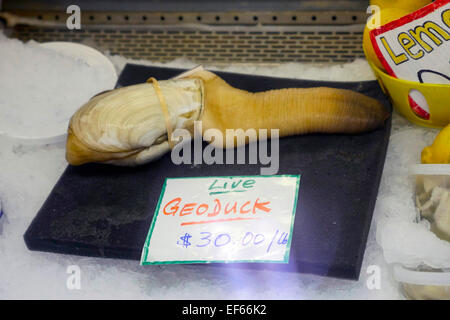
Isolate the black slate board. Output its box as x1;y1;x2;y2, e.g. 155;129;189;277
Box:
24;64;392;280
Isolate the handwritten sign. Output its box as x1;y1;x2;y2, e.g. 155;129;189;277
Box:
140;175;300;265
370;0;449;84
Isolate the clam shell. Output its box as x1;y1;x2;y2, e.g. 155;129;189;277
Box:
66;78;203;165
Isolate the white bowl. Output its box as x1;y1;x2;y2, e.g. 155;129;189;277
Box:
1;41;117;145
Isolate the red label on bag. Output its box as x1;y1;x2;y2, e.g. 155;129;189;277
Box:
369;0;450;118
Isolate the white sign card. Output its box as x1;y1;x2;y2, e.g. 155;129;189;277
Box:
141;175;300;265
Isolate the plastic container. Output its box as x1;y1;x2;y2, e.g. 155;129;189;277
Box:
0;41;117;145
367;60;450;129
412;164;450;242
395;164;450;300
394;265;450;300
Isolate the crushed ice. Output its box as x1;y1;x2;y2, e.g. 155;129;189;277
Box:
0;33;116;139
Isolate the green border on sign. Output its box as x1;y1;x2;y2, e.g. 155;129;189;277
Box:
140;174;301;266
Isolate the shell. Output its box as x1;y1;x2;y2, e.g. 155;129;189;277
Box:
66;78;203;165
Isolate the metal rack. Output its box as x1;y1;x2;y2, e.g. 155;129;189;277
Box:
1;0;369;65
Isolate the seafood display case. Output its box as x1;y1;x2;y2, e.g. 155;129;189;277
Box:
3;0;449;302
